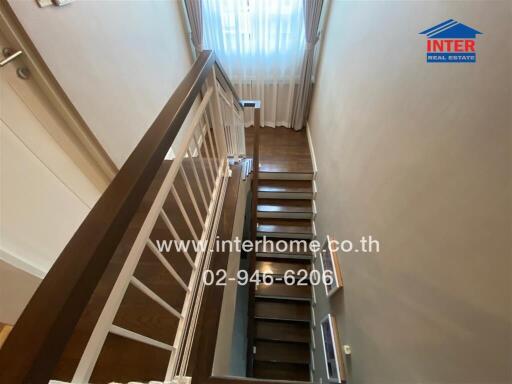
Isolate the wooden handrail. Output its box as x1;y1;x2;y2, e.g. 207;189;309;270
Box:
242;100;261;377
0;50;228;383
215;60;243;111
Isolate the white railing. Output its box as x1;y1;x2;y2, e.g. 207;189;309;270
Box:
68;67;233;383
217;80;246;161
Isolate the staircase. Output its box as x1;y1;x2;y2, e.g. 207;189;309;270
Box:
0;51;320;383
248;126;315;382
0;51;258;384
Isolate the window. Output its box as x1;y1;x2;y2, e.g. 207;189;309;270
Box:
203;0;305;81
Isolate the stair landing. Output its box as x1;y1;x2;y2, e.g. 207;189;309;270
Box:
245;126;314;176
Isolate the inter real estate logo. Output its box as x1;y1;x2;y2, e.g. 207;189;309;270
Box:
419;19;482;63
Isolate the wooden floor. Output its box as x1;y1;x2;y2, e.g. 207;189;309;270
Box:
245;126;313;174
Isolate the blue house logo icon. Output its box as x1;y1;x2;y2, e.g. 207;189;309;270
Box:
419;19;482;63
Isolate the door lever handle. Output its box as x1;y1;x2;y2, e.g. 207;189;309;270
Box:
0;49;22;67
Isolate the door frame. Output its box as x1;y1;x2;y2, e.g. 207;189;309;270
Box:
0;2;117;187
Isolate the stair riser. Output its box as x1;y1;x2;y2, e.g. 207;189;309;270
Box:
255;277;311;285
255;299;311;323
259;172;313;181
255;320;310;345
255;315;310;323
257;211;313;219
258;192;314;200
253;361;311;382
255;294;311;302
256;253;312;260
257;232;314;240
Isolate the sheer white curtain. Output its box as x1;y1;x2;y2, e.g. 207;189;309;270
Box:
203;0;305;128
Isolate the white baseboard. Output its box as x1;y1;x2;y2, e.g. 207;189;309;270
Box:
306;122;319;207
306;122;318;177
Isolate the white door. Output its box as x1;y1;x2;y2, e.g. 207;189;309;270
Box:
0;28;102;322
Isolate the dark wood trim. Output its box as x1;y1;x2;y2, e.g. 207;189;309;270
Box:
0;51;217;384
187;164;243;383
187;105;262;384
245;102;261;377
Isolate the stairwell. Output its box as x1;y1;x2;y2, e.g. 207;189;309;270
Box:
247;126;316;382
0;51;320;383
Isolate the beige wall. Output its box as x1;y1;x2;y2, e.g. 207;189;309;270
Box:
309;1;512;383
8;0;193;167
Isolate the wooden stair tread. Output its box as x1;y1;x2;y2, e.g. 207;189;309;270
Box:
255;260;311;276
255;340;309;364
257;225;312;235
255;319;309;343
258;180;313;194
257;238;312;256
259;166;313;175
256;253;312;261
258;218;312;227
256;282;311;301
253;361;311;381
255;299;311;322
257;199;312;213
257;219;312;235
